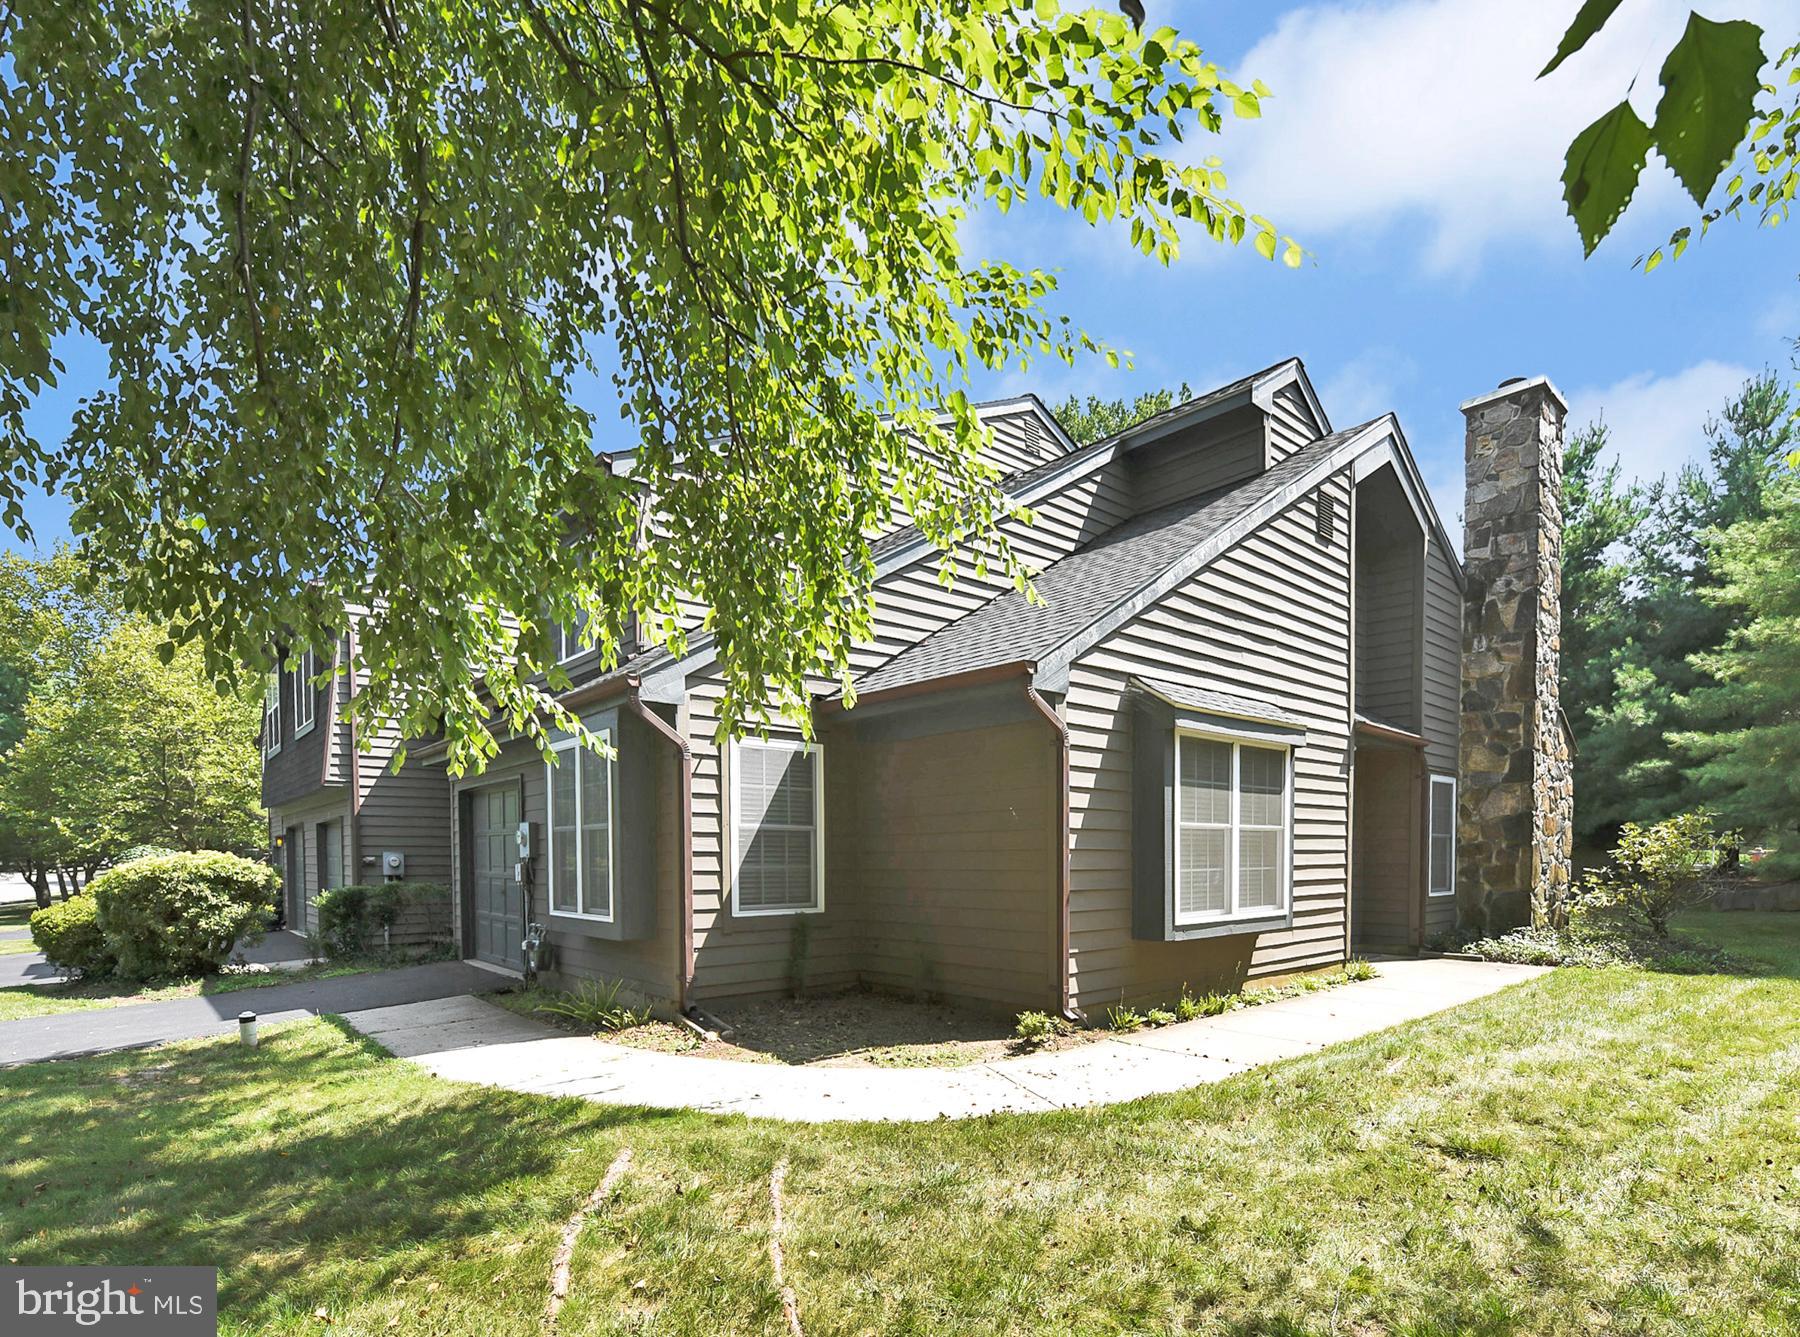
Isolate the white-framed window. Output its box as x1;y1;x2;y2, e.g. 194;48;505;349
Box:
729;737;824;916
546;731;616;921
555;609;590;663
1173;731;1291;925
293;649;317;737
1429;774;1456;897
262;672;282;758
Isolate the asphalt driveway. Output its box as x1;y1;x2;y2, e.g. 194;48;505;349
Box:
0;960;510;1067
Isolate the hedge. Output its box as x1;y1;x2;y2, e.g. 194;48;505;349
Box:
29;894;116;975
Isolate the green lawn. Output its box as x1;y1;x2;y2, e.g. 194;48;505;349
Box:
0;899;35;931
0;961;371;1023
1;913;1797;1335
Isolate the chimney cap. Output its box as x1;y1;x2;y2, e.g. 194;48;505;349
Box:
1460;375;1569;416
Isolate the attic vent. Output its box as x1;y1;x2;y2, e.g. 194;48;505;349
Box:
1315;492;1338;543
1020;413;1040;454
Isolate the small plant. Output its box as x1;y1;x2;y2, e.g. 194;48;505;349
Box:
1144;1007;1176;1027
1343;956;1378;982
1580;812;1733;939
787;915;813;1001
1176;988;1231;1019
313;882;449;958
1012;1010;1065;1048
1106;1004;1144;1032
535;978;653;1033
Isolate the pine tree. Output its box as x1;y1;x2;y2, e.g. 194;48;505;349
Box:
1579;373;1792;838
1559;420;1650;844
1675;468;1800;876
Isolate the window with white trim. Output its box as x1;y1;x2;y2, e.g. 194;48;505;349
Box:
1173;733;1290;924
555;610;590;663
547;732;615;920
730;738;824;915
293;649;317;736
262;672;282;757
1429;774;1456;897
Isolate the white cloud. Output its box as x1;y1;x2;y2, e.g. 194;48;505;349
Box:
1318;347;1419;426
1566;360;1758;487
1217;0;1788;272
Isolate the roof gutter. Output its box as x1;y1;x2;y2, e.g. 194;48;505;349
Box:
627;696;694;1013
1023;684;1076;1023
816;660;1037;714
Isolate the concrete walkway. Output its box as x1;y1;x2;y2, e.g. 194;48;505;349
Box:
0;960;509;1067
343;958;1548;1123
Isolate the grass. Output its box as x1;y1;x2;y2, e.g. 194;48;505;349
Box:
0;912;1797;1334
0;899;36;931
0;961;373;1023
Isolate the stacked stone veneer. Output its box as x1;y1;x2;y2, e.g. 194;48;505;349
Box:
1458;379;1575;935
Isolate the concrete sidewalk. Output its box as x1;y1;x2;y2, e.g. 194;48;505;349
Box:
343;958;1548;1123
0;960;510;1067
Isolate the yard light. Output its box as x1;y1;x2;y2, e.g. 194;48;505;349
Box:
238;1011;258;1049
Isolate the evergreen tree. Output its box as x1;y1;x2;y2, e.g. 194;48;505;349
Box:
1559;420;1650;845
1675;468;1800;875
1578;373;1793;837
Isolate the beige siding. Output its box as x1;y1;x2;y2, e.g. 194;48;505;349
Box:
833;719;1056;1012
1127;407;1264;511
1065;468;1354;1010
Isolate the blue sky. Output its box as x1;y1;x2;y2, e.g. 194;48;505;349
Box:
10;0;1800;553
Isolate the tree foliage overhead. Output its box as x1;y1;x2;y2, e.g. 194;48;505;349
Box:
1543;4;1796;265
1;1;1294;772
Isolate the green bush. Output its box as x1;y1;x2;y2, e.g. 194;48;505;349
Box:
29;895;115;975
1579;812;1732;938
91;851;277;980
313;882;447;958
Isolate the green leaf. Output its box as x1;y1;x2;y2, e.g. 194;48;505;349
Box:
1562;100;1654;256
1540;0;1628;78
1654;14;1767;206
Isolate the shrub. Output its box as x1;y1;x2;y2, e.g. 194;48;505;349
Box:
91;851;277;980
313;882;448;958
1580;812;1732;938
1012;1010;1066;1048
29;895;115;975
534;978;652;1033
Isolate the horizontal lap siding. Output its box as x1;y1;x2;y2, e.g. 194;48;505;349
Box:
1066;469;1353;1010
835;720;1054;1012
448;735;678;1003
268;793;352;933
1353;750;1417;948
686;459;1131;1002
358;727;454;886
1356;533;1421;730
1422;532;1463;939
1266;383;1325;463
1128;411;1263;511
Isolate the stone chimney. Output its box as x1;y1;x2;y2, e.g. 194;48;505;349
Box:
1458;377;1574;934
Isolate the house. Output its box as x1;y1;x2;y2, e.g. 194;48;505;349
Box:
262;361;1574;1016
259;621;452;932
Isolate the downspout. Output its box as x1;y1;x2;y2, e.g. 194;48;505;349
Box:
345;627;364;882
1024;685;1076;1022
627;697;694;1014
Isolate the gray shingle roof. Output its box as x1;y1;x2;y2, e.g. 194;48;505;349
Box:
851;421;1378;698
1134;678;1307;729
